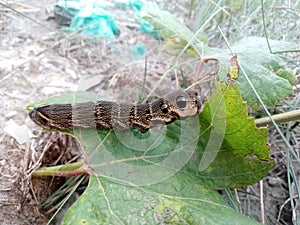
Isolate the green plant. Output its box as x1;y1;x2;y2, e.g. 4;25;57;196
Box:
28;5;299;225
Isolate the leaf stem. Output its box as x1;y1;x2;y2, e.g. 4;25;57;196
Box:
32;162;89;177
255;109;300;127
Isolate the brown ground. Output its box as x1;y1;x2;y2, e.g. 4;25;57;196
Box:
0;1;298;225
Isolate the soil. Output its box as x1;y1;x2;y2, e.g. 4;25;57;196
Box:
0;1;298;225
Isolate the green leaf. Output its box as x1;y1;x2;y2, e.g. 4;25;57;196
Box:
28;82;274;223
141;9;211;57
141;9;193;41
62;175;262;225
185;83;274;188
216;37;296;106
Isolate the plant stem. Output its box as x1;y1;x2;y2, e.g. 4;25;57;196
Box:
255;109;300;127
32;161;89;177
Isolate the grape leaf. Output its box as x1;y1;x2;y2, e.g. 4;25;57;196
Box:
62;174;261;225
28;82;273;223
28;83;273;188
186;83;274;188
216;37;296;106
